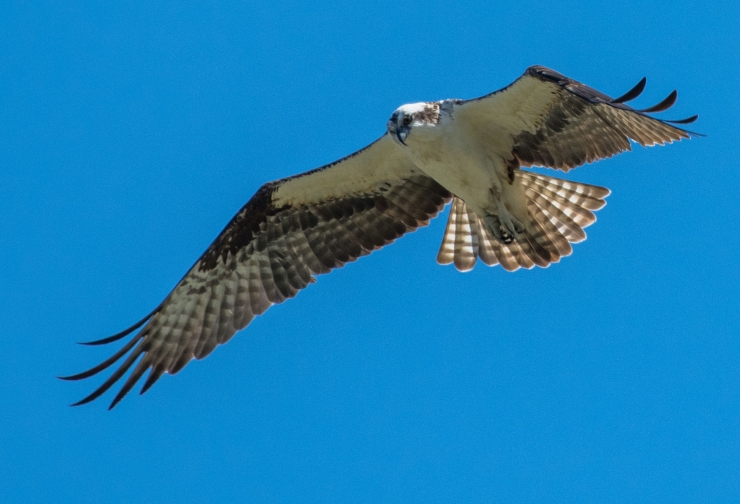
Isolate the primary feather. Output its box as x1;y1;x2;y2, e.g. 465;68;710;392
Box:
62;66;697;408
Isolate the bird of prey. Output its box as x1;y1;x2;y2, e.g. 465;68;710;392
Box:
62;66;698;409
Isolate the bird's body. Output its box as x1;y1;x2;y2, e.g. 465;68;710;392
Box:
390;99;531;243
395;102;499;212
62;66;698;408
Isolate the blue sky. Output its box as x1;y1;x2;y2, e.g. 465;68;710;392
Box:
2;1;739;502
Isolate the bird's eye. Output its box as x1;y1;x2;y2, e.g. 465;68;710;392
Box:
403;116;412;126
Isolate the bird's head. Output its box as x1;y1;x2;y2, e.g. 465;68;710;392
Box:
387;102;441;146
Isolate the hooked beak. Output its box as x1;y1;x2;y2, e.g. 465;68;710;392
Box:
387;116;409;146
396;126;408;146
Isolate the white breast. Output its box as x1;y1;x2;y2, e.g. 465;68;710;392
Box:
402;113;504;215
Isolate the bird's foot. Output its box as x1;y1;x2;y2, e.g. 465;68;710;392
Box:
484;212;524;244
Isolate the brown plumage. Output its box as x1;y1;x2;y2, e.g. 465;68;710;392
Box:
461;66;697;172
62;66;697;408
437;172;610;272
63;137;451;408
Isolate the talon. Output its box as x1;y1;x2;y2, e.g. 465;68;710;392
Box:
484;214;517;244
500;215;524;240
499;225;515;244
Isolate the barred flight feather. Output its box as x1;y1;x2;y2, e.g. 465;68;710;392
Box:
459;65;699;173
62;141;451;408
63;65;697;409
437;170;609;272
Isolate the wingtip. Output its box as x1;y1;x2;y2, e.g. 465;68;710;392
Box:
78;333;132;346
78;334;127;346
666;114;699;125
139;367;165;395
611;76;647;104
78;306;160;346
639;89;678;113
108;385;132;409
58;374;80;381
70;395;95;407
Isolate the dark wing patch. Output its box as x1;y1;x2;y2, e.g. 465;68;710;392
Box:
61;174;451;408
511;66;699;171
198;182;285;272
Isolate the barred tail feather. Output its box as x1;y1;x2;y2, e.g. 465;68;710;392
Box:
437;197;494;271
436;171;610;272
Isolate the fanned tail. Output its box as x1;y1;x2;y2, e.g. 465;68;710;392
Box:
437;171;610;272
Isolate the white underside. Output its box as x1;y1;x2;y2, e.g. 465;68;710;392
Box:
400;108;529;230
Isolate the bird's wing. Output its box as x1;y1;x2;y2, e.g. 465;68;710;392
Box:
62;134;451;408
455;65;699;171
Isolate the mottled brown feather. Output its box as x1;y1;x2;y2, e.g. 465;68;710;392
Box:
66;65;696;408
436;171;609;272
67;170;450;408
460;65;697;172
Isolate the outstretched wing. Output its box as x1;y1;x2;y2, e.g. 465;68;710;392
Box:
456;65;699;171
62;134;451;408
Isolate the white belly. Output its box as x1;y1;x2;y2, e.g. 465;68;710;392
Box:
404;125;501;214
402;120;530;228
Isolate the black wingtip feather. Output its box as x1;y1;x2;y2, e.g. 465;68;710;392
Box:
639;90;678;113
108;358;151;409
70;348;145;407
666;114;699;124
59;333;144;381
140;366;166;395
78;307;159;346
612;77;646;104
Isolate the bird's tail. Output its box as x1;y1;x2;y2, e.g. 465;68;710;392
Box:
436;171;610;271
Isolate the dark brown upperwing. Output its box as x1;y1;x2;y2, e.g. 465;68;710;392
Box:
61;173;450;409
511;66;699;171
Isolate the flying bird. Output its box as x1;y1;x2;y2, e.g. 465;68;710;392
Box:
62;66;698;408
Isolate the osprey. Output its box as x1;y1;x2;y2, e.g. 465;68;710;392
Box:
62;66;698;408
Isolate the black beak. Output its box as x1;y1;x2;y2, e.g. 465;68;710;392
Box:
397;127;408;146
387;113;409;146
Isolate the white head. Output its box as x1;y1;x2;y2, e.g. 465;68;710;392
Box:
386;102;442;146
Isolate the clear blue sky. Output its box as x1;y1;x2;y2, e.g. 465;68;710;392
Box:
2;1;739;502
